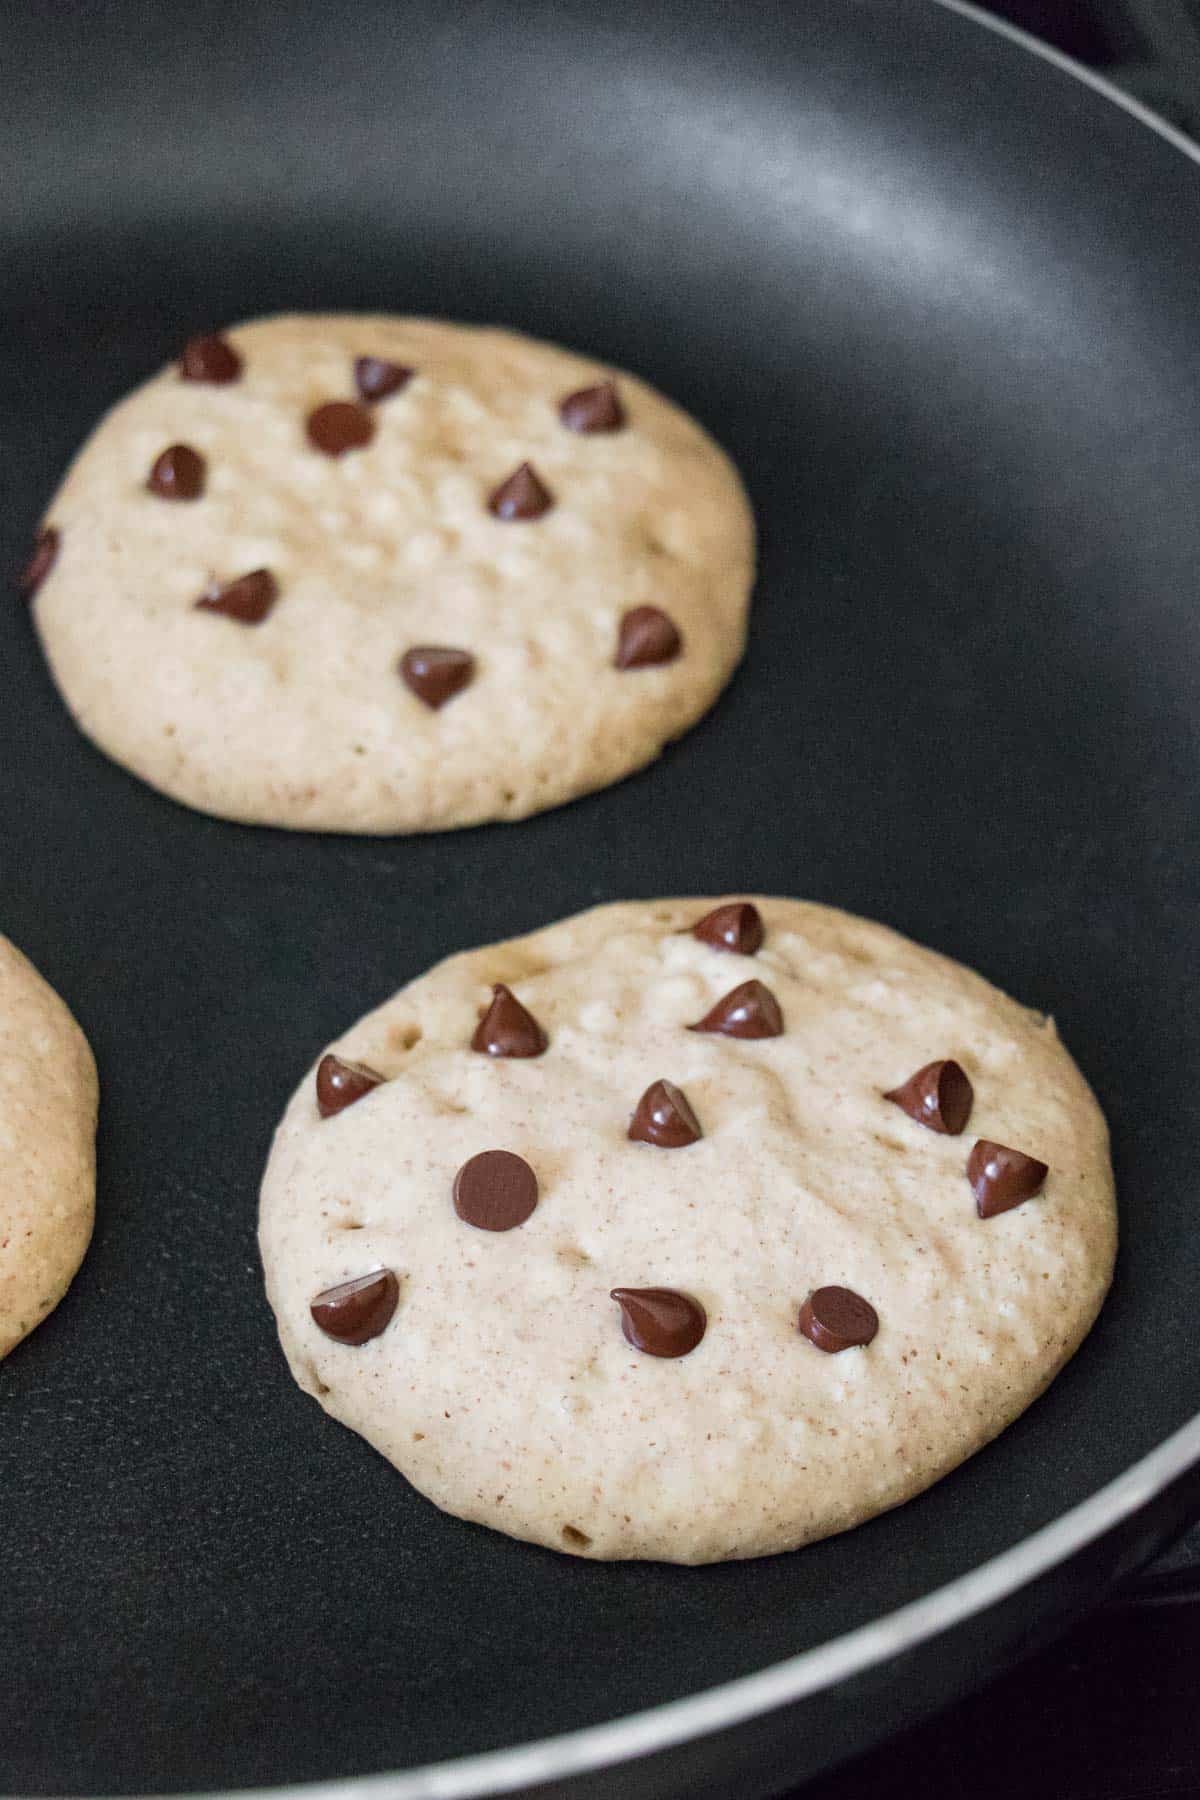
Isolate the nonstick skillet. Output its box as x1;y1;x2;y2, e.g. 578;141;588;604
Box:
3;1;1200;1795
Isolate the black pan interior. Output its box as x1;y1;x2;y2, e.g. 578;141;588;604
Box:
3;0;1200;1792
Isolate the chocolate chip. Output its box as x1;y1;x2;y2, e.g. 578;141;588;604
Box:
488;461;554;520
615;606;682;670
311;1270;399;1344
471;984;548;1057
18;527;59;597
885;1059;974;1135
399;646;475;709
306;400;375;457
610;1287;706;1358
692;902;764;956
559;380;625;433
628;1080;702;1147
690;979;783;1039
195;568;279;624
354;356;413;402
180;332;242;384
316;1053;384;1119
799;1286;879;1353
453;1150;539;1231
147;443;206;501
968;1140;1048;1218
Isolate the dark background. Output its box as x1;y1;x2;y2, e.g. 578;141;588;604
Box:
795;1575;1200;1800
986;0;1200;131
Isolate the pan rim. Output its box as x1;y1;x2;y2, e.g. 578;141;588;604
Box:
190;1419;1200;1800
22;5;1200;1797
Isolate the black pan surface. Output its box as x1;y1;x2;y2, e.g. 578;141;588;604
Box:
3;1;1200;1794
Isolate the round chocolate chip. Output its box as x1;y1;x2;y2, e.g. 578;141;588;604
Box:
354;356;413;402
306;400;375;457
316;1053;384;1119
690;979;783;1039
692;902;764;955
18;527;59;598
628;1080;702;1148
147;443;206;501
180;332;242;384
615;606;682;670
488;461;554;520
885;1059;974;1135
471;984;548;1057
968;1140;1048;1218
311;1270;399;1344
610;1287;706;1358
559;380;625;433
799;1286;879;1353
195;568;278;625
453;1150;539;1231
399;646;475;710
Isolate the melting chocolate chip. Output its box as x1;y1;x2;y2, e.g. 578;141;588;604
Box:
628;1080;702;1148
147;443;206;501
692;902;764;956
399;646;475;710
306;400;375;457
488;461;554;520
310;1270;399;1344
615;606;682;670
180;332;242;384
471;984;548;1057
453;1149;539;1231
354;356;413;402
799;1286;879;1353
316;1053;384;1119
18;527;59;597
610;1287;706;1358
968;1140;1048;1218
885;1059;974;1135
195;568;278;624
690;979;783;1039
559;380;625;433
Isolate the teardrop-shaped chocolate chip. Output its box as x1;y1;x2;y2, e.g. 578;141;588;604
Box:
628;1080;702;1148
615;606;682;670
611;1287;706;1358
885;1059;974;1135
488;461;554;520
690;979;783;1039
195;568;278;624
799;1286;879;1353
18;527;59;597
180;332;242;383
311;1270;399;1344
147;443;206;500
354;356;413;402
316;1053;384;1119
968;1140;1048;1218
306;400;375;457
471;984;548;1057
399;645;475;709
559;380;625;433
692;902;764;956
453;1149;539;1232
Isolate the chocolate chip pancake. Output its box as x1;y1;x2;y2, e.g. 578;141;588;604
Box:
258;898;1116;1563
0;936;97;1361
24;315;755;832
